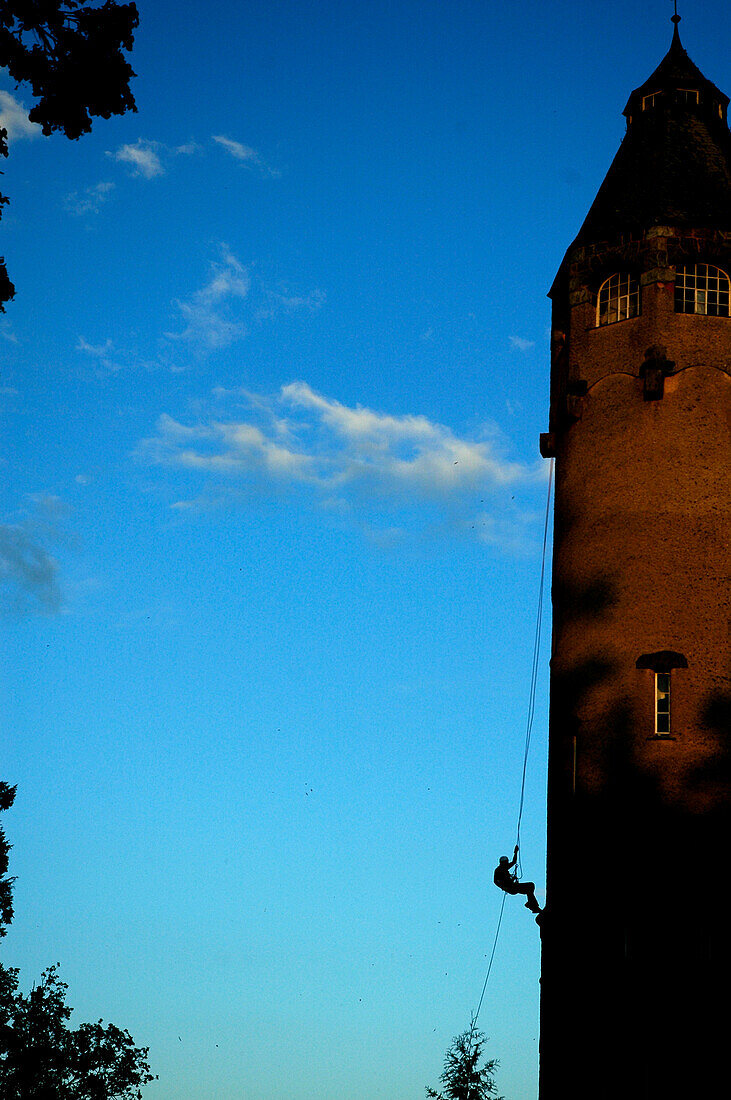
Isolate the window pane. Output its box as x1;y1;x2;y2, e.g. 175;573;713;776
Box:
675;264;731;316
597;273;640;327
655;672;671;735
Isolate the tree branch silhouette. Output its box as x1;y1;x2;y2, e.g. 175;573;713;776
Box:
0;0;139;308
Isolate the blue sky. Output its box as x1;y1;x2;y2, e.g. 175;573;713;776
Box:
1;2;727;1097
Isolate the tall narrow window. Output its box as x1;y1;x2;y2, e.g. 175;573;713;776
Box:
674;263;731;316
636;651;687;739
597;273;640;326
655;673;671;735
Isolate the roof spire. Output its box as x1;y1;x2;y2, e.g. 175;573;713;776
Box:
670;1;683;51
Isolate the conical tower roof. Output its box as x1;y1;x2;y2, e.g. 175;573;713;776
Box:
571;22;731;248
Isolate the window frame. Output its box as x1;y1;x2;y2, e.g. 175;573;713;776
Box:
635;651;687;741
596;272;641;327
674;263;731;317
655;672;671;737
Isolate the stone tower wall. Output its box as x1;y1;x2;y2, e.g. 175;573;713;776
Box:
539;246;731;1100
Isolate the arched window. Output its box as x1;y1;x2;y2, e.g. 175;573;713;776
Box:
597;273;640;326
675;263;731;316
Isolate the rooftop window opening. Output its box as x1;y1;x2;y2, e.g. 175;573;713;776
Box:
642;92;661;110
675;264;731;316
597;273;640;326
677;88;699;105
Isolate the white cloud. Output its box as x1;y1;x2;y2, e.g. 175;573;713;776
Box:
108;139;165;178
0;319;18;345
509;335;535;352
212;135;280;178
65;181;115;216
72;249;322;371
282;382;527;491
212;135;257;162
175;141;201;156
106;138;202;179
279;289;325;312
165;246;251;351
0;91;41;142
77;336;114;357
76;335;122;372
258;286;325;319
139;384;542;547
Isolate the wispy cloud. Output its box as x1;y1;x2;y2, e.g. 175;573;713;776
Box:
106;137;201;179
139;384;542;547
107;138;165;178
165;246;251;351
258;286;326;319
0;90;41;143
65;181;116;216
212;135;280;178
175;141;201;156
74;250;323;373
509;335;535;352
76;335;123;372
1;319;18;345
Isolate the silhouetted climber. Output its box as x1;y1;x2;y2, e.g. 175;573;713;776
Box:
493;846;542;914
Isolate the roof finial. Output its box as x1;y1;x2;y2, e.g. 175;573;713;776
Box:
670;1;683;49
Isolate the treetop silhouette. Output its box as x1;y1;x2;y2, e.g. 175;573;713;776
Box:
0;0;139;307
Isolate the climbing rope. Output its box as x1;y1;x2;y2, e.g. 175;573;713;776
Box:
515;456;554;875
472;457;554;1027
473;892;507;1024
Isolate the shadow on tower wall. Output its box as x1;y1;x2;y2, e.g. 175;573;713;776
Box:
540;515;731;1100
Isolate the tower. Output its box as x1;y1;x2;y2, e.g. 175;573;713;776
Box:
539;18;731;1100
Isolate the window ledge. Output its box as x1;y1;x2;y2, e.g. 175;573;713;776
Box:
647;735;676;741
